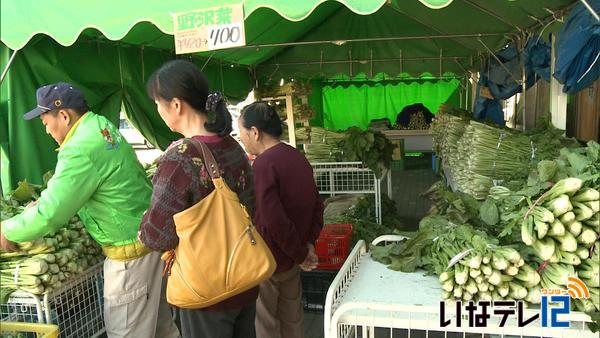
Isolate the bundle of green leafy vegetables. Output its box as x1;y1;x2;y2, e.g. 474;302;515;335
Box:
1;175;104;300
432;108;579;200
327;194;404;248
374;140;599;329
336;127;394;178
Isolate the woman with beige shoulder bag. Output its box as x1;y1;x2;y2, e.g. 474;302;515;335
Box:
139;60;275;338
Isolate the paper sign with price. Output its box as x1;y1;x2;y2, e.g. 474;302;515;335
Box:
173;4;245;54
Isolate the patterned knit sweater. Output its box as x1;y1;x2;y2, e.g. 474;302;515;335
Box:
139;134;256;310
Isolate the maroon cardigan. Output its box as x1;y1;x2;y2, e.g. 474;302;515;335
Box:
252;143;324;273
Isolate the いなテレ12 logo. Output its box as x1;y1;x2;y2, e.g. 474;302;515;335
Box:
541;276;590;328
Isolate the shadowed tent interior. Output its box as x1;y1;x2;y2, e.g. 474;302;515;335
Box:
0;0;579;193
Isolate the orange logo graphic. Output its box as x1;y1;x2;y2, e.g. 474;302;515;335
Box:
566;276;590;299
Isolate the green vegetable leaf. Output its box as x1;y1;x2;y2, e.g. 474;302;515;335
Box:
370;245;393;265
537;160;557;182
567;152;590;174
11;180;36;202
479;198;499;226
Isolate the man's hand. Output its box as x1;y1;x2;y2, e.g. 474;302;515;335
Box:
299;243;318;272
25;200;39;209
0;223;18;252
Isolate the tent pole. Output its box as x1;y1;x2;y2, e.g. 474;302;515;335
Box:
242;33;509;49
370;49;373;78
439;49;443;77
0;49;18;85
399;50;403;74
321;75;463;83
580;0;600;21
320;51;323;74
549;34;567;131
260;55;470;68
200;52;215;71
465;75;469;110
521;56;527;131
519;38;524;131
349;50;353;78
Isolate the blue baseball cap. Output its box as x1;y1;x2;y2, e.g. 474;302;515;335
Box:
24;82;88;120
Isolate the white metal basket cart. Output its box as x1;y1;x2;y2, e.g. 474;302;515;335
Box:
324;236;596;338
312;162;392;224
1;263;105;338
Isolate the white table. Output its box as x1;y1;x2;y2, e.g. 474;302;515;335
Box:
324;239;596;338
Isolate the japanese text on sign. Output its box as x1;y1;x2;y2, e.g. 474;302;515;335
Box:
173;4;245;54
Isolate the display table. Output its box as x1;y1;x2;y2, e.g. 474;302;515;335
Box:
381;129;433;152
324;239;596;338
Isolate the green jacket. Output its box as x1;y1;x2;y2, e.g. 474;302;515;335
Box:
3;112;152;246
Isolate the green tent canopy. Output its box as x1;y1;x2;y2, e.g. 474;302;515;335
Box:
0;0;577;194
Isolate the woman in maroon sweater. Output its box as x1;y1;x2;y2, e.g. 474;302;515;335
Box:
238;102;324;338
139;60;257;338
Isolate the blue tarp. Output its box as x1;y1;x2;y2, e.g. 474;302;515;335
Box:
554;0;600;94
523;37;551;82
473;43;538;126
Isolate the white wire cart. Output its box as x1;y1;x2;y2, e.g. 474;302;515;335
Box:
312;162;392;224
324;236;596;338
1;263;105;337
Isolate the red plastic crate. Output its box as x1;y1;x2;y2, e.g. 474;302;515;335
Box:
314;223;352;270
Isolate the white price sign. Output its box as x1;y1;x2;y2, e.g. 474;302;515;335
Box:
173;4;246;54
207;22;244;50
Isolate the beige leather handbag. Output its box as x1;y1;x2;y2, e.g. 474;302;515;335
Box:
162;139;276;309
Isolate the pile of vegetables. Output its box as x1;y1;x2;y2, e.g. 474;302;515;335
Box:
372;218;543;304
430;107;469;187
337;127;394;178
394;111;430;130
1;180;103;297
431;107;578;200
143;162;158;178
300;126;394;178
372;137;600;329
515;178;599;313
327;194;404;247
303;127;344;163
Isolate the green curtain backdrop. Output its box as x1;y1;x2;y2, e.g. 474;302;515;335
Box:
322;79;459;130
0;38;253;194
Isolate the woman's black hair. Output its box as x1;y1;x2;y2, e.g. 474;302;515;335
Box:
146;59;232;136
240;102;283;138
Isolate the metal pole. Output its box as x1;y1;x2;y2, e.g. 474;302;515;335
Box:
580;0;600;21
521;49;527;131
319;50;323;74
0;49;18;84
240;33;510;50
370;49;373;78
322;75;463;84
465;75;469;110
439;49;443;77
349;50;353;78
259;55;470;68
200;52;215;71
399;50;403;74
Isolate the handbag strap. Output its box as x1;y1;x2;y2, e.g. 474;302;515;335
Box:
187;138;221;180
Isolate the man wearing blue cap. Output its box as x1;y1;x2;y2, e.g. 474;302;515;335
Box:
0;83;179;338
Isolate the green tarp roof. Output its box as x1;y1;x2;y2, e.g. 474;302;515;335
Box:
1;0;576;78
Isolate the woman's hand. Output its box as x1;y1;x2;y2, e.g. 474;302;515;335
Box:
299;243;318;271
